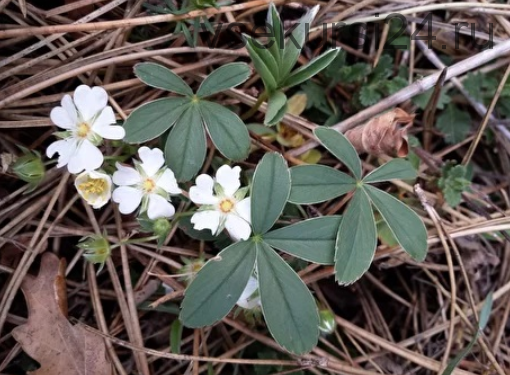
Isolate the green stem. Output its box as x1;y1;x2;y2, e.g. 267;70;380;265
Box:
112;235;160;249
241;91;268;120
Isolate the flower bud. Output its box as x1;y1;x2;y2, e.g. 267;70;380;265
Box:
153;218;171;238
12;149;45;192
318;308;336;335
78;233;111;273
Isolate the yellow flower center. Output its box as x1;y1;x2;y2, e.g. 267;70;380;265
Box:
78;177;107;199
77;122;91;138
219;198;235;213
142;178;156;193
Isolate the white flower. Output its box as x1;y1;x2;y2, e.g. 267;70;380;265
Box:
75;170;112;209
189;165;251;241
112;147;181;219
236;276;261;309
46;85;125;174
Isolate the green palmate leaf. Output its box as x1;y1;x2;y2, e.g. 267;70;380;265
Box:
413;87;451;110
264;91;287;126
266;3;283;65
199;101;250;160
436;103;471;144
180;240;257;327
251;153;291;234
363;159;417;184
123;98;190;143
283;48;340;89
256;242;319;354
358;85;382;107
335;189;376;284
314;127;362;180
170;320;183;353
441;292;493;375
438;163;471;207
289;165;356;204
135;62;193;96
196;63;251;98
363;185;427;261
263;216;342;264
245;35;278;92
165;105;206;181
281;5;319;78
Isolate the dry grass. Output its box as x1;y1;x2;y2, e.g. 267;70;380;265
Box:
1;1;510;374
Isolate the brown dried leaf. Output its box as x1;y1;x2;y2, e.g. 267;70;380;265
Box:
345;108;413;157
12;252;111;375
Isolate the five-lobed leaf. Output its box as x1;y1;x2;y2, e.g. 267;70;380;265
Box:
363;185;427;261
251;153;291;234
196;63;251;98
289;165;356;204
180;241;257;327
135;62;193;96
335;189;377;284
256;241;319;354
263;216;342;264
123;98;190;143
314;127;362;180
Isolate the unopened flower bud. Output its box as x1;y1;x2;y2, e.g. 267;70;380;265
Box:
153;218;171;237
319;308;336;334
78;233;111;273
12;149;45;192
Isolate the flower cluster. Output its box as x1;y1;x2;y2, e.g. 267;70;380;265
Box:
46;85;253;241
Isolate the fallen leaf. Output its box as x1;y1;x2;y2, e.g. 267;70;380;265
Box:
345;108;413;157
12;252;111;375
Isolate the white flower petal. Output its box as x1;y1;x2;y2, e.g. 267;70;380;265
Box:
92;107;125;140
113;162;141;186
50;107;73;129
147;194;175;219
138;146;165;177
189;174;218;205
67;139;103;174
237;276;260;309
112;186;143;214
74;85;108;122
156;169;181;194
190;210;221;234
225;214;251;241
235;197;251;223
47;138;77;169
61;94;78;124
216;165;241;197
